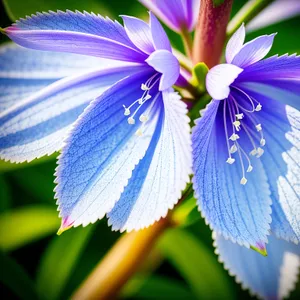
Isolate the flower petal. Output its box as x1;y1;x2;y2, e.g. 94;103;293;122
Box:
206;64;243;100
55;69;163;228
0;43;121;112
236;54;300;110
192;100;272;247
225;23;245;64
146;50;180;90
0;66;137;163
4;11;146;62
214;233;300;300
121;15;155;54
108;89;191;231
247;0;300;32
139;0;200;33
149;12;172;52
234;87;300;243
232;34;276;68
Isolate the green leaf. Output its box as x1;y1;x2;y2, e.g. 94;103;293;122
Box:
0;205;60;251
0;175;11;212
0;252;40;300
3;0;110;21
158;228;234;299
122;275;197;299
36;226;94;300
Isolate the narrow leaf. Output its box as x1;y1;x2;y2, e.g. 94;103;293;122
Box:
0;205;60;251
36;226;94;300
158;228;234;299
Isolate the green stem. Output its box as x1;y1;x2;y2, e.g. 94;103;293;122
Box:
227;0;275;38
181;28;193;60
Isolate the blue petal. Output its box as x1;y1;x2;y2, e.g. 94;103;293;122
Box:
4;11;146;62
121;15;155;54
149;12;172;52
55;69;166;229
215;233;300;300
192;101;272;247
0;66;137;162
237;54;300;110
108;90;191;231
146;50;180;90
232;34;276;68
0;43;121;112
236;88;300;243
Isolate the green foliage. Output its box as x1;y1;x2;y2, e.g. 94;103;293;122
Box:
0;205;60;251
191;62;209;93
0;252;40;300
158;228;234;299
36;226;94;300
123;275;197;299
0;175;10;212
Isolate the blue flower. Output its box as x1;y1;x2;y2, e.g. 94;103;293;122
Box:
192;23;300;249
0;11;192;232
139;0;200;33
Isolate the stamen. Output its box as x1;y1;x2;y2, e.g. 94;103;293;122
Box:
260;138;266;146
236;113;244;120
229;133;240;141
255;103;262;111
233;120;241;131
230;144;238;153
123;105;130;116
240;177;247;185
141;83;150;91
256;124;262;131
226;157;235;164
139;114;148;122
247;165;253;172
135;128;143;136
256;147;264;158
250;149;257;156
128;117;135;125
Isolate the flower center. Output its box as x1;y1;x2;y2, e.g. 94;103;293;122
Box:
122;73;160;136
223;86;266;185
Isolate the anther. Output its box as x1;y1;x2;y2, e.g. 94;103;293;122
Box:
226;157;235;164
260;138;266;146
128;117;135;125
141;83;150;91
240;177;247;185
123;105;130;116
256;147;264;158
247;165;253;172
256;124;262;131
233;120;241;131
230;144;238;153
255;103;262;111
144;94;152;100
236;113;244;120
229;133;240;141
139;114;148;123
135;128;143;136
250;149;257;156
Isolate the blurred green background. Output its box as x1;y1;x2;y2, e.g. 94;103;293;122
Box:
0;0;299;299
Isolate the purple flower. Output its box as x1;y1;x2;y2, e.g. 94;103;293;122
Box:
139;0;200;33
192;23;300;249
0;11;192;232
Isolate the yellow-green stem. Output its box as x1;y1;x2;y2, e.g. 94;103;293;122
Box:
181;28;193;60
